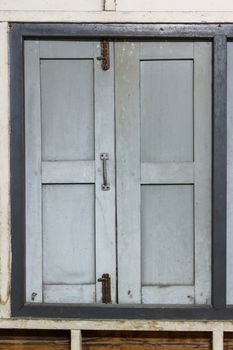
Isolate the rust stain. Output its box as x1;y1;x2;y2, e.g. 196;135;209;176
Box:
158;284;171;288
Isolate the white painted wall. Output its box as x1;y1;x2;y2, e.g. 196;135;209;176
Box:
1;0;233;12
0;1;232;340
116;0;233;11
0;0;102;11
0;22;10;319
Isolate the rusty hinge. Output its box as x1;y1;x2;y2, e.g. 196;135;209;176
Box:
97;41;110;71
98;273;111;303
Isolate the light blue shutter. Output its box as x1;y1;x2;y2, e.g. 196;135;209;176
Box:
116;41;212;305
25;40;116;304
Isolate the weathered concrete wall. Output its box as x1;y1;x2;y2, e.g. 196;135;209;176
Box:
1;0;233;22
3;3;233;320
0;22;10;319
116;0;233;11
1;0;233;12
0;0;103;11
0;11;233;23
0;3;231;349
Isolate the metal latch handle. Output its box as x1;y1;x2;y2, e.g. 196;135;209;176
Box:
100;153;110;191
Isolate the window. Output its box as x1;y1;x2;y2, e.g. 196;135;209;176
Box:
10;24;227;319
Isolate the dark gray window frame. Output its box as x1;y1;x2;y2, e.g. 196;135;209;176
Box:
10;23;228;319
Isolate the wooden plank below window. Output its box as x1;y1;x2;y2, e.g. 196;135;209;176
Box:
82;331;211;350
0;330;70;350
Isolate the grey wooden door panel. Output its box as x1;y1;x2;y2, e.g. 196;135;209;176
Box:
39;41;94;59
41;59;94;161
142;286;194;304
141;185;194;286
26;39;211;306
193;42;212;304
115;42;141;304
140;42;194;60
116;41;212;305
25;41;43;303
141;162;194;184
42;161;95;183
94;42;116;303
42;184;95;285
141;59;193;163
44;285;96;303
25;40;116;304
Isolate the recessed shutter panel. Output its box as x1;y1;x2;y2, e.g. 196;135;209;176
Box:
116;41;212;304
25;41;116;304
